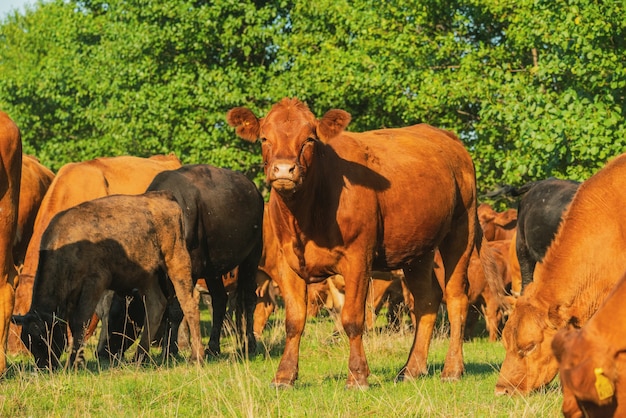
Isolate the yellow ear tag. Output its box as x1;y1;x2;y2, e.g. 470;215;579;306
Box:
594;368;615;401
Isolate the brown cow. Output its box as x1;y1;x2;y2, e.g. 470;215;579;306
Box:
14;155;55;266
228;97;478;388
14;192;202;369
0;111;22;375
495;153;626;395
10;154;181;352
552;269;626;417
477;203;517;242
436;242;514;342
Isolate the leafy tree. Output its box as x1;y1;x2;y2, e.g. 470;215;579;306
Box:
0;0;624;196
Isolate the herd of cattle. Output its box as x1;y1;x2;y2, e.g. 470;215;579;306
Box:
0;98;624;415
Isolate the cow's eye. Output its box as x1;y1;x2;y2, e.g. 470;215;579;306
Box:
518;343;536;357
259;137;267;143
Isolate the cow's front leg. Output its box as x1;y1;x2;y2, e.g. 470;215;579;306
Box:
397;257;441;381
272;269;307;388
135;284;167;364
341;268;370;389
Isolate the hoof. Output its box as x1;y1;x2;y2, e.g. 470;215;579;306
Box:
345;381;369;390
270;381;294;390
395;367;426;383
441;369;463;382
204;347;221;358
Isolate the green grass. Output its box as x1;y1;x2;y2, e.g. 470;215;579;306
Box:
0;307;563;417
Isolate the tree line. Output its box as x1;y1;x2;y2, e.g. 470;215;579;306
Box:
1;0;624;195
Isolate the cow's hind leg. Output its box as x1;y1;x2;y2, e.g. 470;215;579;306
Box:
438;217;473;381
397;255;441;381
206;276;227;357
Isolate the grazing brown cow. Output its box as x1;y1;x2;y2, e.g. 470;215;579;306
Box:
552;269;626;417
10;154;181;352
228;97;478;388
0;111;22;375
14;192;202;369
14;155;55;266
495;153;626;395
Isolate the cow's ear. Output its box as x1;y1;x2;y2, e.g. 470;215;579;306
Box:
551;328;575;362
547;304;568;329
226;107;261;142
317;109;351;142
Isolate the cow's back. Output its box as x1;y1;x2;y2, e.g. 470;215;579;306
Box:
537;155;626;310
331;124;476;266
517;178;579;264
34;193;184;311
147;164;264;277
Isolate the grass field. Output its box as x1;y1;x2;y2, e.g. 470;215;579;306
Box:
0;306;563;417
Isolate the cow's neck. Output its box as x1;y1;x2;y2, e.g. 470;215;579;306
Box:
268;154;345;280
583;280;626;355
270;146;336;238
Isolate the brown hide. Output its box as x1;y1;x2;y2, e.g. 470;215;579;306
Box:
496;153;626;396
551;270;626;417
0;111;21;374
437;241;513;342
14;155;54;266
508;230;522;296
228;98;477;388
478;204;517;242
19;192;202;368
10;154;181;353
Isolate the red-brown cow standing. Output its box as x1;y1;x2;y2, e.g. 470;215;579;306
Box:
0;111;22;375
495;153;626;396
552;269;626;417
228;97;478;388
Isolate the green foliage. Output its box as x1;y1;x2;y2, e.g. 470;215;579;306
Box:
1;0;625;195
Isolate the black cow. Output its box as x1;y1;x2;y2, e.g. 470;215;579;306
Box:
13;191;203;369
101;164;264;358
487;178;580;291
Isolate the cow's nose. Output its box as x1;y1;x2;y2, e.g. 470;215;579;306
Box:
273;162;296;180
494;385;511;396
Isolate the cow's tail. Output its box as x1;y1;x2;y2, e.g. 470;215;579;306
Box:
482;179;545;200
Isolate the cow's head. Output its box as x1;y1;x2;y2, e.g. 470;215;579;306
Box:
552;327;618;417
13;311;67;370
494;294;562;395
227;98;351;196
